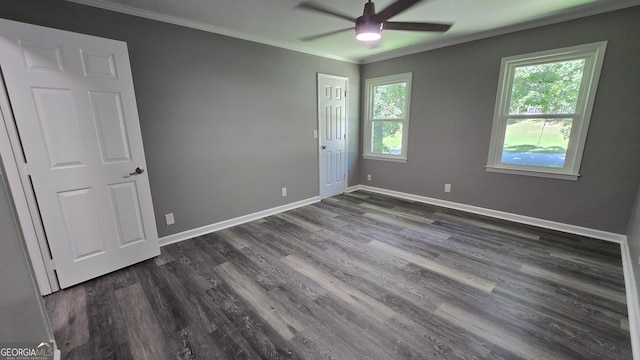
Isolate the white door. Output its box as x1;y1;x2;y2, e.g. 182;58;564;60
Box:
0;19;159;289
318;74;348;198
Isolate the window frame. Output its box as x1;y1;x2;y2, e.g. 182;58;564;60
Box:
486;42;607;180
363;72;413;163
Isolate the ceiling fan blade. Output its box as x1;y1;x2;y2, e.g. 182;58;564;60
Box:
295;2;357;23
299;27;355;42
372;0;422;23
383;21;452;32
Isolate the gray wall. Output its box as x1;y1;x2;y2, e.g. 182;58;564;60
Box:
2;1;638;238
360;7;640;234
0;160;53;342
0;0;360;238
627;183;640;303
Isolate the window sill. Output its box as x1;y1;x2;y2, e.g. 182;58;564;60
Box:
486;166;579;181
363;154;407;163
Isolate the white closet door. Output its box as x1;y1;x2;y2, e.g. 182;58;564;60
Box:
0;19;159;288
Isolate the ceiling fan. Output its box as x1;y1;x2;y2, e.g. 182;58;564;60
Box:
295;0;452;42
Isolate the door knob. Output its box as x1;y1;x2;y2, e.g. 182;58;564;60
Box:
321;145;327;149
129;167;144;176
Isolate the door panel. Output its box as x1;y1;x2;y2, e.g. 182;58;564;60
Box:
324;151;332;185
58;188;106;260
109;181;146;246
325;105;332;141
318;74;347;198
20;40;65;72
334;150;343;186
0;19;159;289
32;88;86;168
80;49;118;79
89;91;132;163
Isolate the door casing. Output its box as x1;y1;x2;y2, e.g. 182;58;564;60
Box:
0;71;56;295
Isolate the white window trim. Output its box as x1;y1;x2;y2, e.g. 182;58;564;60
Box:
363;72;412;163
486;41;607;180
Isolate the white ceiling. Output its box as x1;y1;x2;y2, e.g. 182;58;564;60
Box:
68;0;639;63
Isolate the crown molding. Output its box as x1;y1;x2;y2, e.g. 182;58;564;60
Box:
66;0;639;64
65;0;358;63
359;0;640;64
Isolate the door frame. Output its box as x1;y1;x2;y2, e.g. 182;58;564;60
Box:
0;69;57;295
317;73;349;198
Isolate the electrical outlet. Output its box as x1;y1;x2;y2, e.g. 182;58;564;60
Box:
367;174;372;181
165;213;175;225
282;187;287;197
444;183;451;193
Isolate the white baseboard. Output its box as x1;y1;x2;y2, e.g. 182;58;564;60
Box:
348;185;626;243
621;242;640;360
348;184;639;359
159;185;638;359
158;196;321;246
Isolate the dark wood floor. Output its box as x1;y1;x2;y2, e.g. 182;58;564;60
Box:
45;191;633;360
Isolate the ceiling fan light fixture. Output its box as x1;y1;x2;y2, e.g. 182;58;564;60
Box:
296;0;453;43
355;22;382;41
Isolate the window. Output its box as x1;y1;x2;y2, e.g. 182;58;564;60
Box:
486;42;607;180
363;73;412;162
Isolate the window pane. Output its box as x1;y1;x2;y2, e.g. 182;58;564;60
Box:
509;59;585;115
372;121;403;155
373;83;407;119
501;118;572;168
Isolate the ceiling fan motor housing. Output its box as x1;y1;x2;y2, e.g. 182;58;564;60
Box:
356;0;383;38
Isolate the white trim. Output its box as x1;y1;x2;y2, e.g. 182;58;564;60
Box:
65;0;356;64
0;68;54;295
363;72;412;161
486;166;579;181
316;73;350;82
621;241;640;360
362;154;408;163
159;196;321;246
67;0;640;65
486;41;607;179
349;185;626;243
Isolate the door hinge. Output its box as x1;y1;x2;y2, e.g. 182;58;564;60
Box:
48;258;56;271
22;163;29;176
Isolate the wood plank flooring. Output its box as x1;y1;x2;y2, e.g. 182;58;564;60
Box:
44;191;633;360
